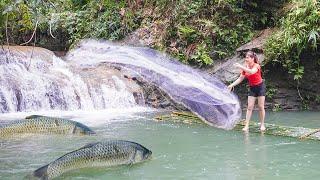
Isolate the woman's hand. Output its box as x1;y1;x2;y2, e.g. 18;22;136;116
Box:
233;63;242;68
227;85;234;92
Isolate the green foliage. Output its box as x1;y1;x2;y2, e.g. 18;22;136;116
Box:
57;0;141;45
190;44;213;66
272;103;282;112
1;0;141;47
0;0;8;41
152;0;255;66
302;100;310;110
1;0;36;43
293;66;304;80
266;86;278;99
264;0;320;81
241;0;288;29
0;0;291;68
315;95;320;104
178;25;198;44
71;0;90;8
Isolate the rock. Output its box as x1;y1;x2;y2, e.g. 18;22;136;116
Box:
102;64;188;111
207;28;320;111
136;79;188;111
121;20;169;48
208;29;274;82
209;54;244;82
236;28;274;52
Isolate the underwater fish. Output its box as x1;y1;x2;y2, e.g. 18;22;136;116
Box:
31;140;152;179
0;115;95;136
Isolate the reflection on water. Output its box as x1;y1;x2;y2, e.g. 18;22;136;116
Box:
243;132;267;179
0;110;320;179
251;111;320;128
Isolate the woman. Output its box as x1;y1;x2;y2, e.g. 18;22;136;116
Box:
228;51;266;131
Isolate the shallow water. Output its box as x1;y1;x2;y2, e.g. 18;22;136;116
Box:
0;109;320;179
260;111;320;128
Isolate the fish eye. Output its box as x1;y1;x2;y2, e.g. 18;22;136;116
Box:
144;150;152;159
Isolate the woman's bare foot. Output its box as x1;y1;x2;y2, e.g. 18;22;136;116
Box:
242;126;249;131
260;125;266;131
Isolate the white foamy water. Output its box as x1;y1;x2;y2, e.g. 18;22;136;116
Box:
0;46;138;113
0;107;156;127
0;41;241;129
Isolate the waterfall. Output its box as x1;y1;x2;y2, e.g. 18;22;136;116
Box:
66;40;242;130
0;41;242;130
0;46;138;113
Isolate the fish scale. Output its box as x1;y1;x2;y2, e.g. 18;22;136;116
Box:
0;115;95;136
31;140;152;179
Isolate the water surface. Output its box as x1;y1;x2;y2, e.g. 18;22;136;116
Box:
0;110;319;179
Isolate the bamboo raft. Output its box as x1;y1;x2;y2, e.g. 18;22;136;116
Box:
154;111;320;141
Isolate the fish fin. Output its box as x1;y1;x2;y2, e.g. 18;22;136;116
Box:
72;125;77;134
129;161;134;166
79;142;99;150
74;122;96;135
88;130;96;135
33;164;49;180
25;115;44;119
55;120;59;127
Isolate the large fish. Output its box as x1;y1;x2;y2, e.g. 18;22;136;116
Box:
31;140;152;179
0;115;95;136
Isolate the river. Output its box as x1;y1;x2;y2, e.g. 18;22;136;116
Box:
0;109;319;179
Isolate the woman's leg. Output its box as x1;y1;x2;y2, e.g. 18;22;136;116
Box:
257;96;266;131
243;96;256;131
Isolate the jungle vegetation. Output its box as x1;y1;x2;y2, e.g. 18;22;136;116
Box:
0;0;319;77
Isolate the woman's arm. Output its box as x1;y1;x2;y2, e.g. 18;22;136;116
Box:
228;74;245;91
234;63;259;74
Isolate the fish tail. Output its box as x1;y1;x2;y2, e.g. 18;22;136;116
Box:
33;164;49;180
